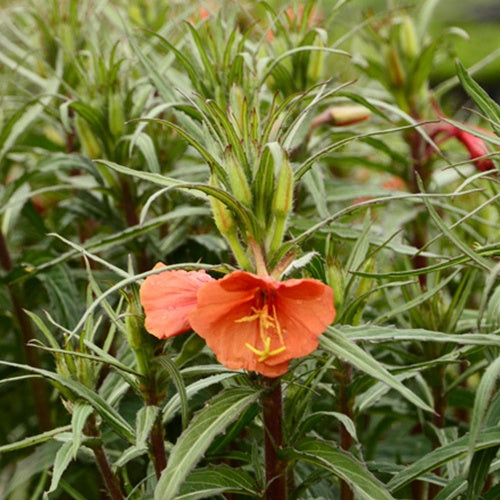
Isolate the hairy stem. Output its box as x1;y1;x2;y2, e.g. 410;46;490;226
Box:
262;377;286;500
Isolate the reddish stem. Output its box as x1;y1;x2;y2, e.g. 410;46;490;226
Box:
0;230;52;432
86;416;124;500
262;377;287;500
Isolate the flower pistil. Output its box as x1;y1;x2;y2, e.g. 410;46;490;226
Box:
236;298;287;362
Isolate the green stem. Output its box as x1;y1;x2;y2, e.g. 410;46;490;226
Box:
270;215;287;255
262;377;287;500
225;231;252;271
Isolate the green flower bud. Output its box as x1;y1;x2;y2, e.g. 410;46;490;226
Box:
272;157;294;217
108;92;125;138
386;46;405;88
75;116;101;158
326;256;345;311
125;300;143;351
209;176;237;237
399;16;419;60
307;35;325;83
225;149;252;206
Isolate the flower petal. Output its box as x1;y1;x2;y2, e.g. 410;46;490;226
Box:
189;271;335;377
140;263;214;339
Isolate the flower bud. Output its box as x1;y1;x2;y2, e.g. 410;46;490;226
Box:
386;46;405;88
75;116;101;158
271;157;294;217
326;256;345;310
307;34;325;83
225;149;252;206
209;176;237;237
125;299;144;351
312;105;371;129
399;16;419;60
108;92;125;138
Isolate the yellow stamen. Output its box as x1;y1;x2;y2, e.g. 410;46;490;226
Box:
237;300;287;362
245;337;287;362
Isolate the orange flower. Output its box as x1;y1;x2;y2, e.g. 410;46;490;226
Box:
188;271;335;377
140;263;215;339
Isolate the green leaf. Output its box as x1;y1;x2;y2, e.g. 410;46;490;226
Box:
136;405;160;449
162;372;237;424
466;446;499;500
321;328;434;413
286;437;393;500
176;465;257;500
420;184;493;272
434;476;467;500
339;325;500;348
46;440;73;494
456;60;500;135
127;34;176;102
71;401;93;459
0;361;135;443
387;427;500;492
0;425;71;454
154;387;261;500
467;357;500;464
98;159;257;234
157;356;189;430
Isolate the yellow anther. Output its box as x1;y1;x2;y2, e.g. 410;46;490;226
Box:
238;301;287;362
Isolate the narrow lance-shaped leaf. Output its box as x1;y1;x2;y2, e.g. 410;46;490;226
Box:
388;427;500;492
155;387;261;500
47;441;74;494
176;465;258;500
0;361;135;443
285;437;394;500
456;60;500;135
321;327;434;413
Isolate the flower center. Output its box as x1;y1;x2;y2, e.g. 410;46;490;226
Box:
235;295;286;362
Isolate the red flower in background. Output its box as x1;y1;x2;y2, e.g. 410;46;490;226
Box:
188;271;335;377
140;263;214;339
425;121;495;172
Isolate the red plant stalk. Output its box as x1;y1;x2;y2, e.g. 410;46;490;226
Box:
262;377;287;499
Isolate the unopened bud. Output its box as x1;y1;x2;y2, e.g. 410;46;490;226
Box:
225;149;252;206
125;300;143;351
209;176;237;237
356;258;375;298
108;92;125;138
326;256;345;310
308;35;325;83
312;105;371;129
75;116;101;158
386;47;405;88
272;157;294;217
399;16;419;60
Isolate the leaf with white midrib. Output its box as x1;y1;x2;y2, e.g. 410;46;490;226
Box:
288;437;394;500
154;387;261;500
321;327;434;413
388;427;500;492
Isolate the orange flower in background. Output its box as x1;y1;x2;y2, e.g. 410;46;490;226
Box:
140;263;215;339
188;271;335;377
424;121;495;172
